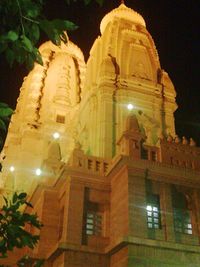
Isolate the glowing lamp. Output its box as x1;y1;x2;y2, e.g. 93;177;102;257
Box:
53;132;60;139
9;166;15;172
35;168;42;176
127;103;134;110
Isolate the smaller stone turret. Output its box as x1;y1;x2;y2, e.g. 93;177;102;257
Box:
117;114;144;158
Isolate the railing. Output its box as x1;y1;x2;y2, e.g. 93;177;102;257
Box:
68;148;110;176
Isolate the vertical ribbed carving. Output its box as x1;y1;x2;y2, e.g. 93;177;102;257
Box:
35;51;55;126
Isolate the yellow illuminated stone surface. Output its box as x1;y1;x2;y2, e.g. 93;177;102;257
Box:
0;4;200;267
0;2;177;195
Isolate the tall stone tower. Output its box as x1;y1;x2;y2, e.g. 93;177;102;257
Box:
78;3;177;158
1;3;200;267
0;40;85;195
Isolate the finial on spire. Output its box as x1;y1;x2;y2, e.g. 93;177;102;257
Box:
120;0;125;4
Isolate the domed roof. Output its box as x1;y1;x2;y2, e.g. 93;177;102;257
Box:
100;3;146;34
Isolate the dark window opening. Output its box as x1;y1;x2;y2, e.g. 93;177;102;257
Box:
141;147;148;160
151;151;157;161
172;189;192;235
56;115;65;124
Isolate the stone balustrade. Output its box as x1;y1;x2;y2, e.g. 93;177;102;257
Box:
68;148;110;176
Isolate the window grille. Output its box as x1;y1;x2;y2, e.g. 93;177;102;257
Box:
146;194;161;229
56;115;65;124
174;209;192;234
86;211;102;236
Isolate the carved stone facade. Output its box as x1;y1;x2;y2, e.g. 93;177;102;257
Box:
1;3;200;267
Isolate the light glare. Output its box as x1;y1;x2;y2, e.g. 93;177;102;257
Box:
53;132;60;139
35;168;42;176
146;205;152;211
127;103;134;110
10;166;15;172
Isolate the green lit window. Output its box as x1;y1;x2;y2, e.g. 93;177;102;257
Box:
146;194;161;229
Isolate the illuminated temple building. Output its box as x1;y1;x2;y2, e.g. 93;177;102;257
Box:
1;3;200;266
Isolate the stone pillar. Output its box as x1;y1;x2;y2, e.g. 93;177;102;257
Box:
65;180;85;245
160;183;175;242
193;190;200;243
128;173;148;238
38;190;60;256
98;87;114;158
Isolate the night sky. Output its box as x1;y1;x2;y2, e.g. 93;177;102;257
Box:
0;0;200;143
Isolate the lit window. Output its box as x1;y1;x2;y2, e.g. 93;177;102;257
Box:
146;205;152;211
86;211;102;236
146;194;161;229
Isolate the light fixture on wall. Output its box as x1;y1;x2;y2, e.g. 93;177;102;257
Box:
53;132;60;140
35;168;42;176
127;103;134;110
9;166;15;172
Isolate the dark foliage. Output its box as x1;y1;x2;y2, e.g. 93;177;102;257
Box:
0;192;43;259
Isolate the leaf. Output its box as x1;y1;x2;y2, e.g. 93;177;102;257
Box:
21;35;33;52
39;19;57;43
33;48;43;65
52;19;78;31
40;19;77;45
26;53;35;70
18;192;27;200
0;107;13;117
12;192;18;203
26;4;40;18
3;196;8;205
30;24;40;44
6;31;19;41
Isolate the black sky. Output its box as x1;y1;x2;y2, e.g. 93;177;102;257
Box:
0;0;200;143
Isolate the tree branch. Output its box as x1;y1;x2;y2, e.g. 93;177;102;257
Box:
22;16;39;24
16;0;25;35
